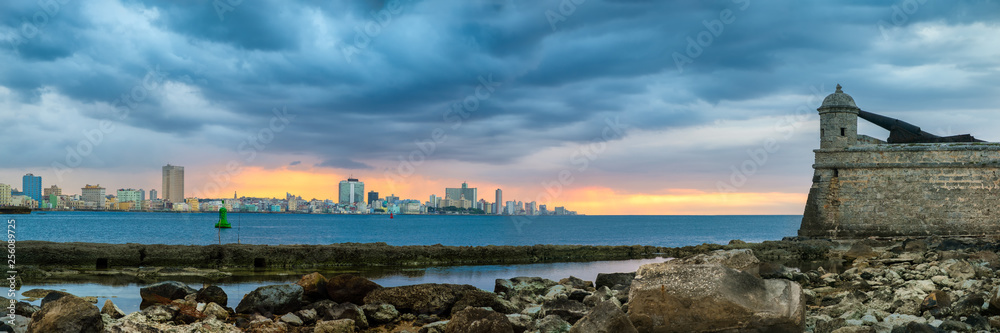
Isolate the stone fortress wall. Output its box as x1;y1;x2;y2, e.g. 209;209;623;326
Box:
799;86;1000;238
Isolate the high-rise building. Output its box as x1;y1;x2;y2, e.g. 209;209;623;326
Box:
495;189;502;214
82;184;107;209
505;201;516;215
385;194;399;204
445;182;477;205
150;189;158;200
138;189;146;201
338;178;364;204
162;164;185;203
43;185;61;197
22;173;41;204
117;189;142;203
0;184;11;206
368;191;379;205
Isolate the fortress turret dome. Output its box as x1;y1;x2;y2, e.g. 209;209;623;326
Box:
820;84;857;108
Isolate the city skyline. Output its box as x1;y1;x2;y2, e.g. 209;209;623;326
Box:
1;2;999;215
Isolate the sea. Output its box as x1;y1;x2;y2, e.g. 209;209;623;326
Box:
13;212;802;311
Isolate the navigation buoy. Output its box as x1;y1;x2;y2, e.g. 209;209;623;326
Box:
390;212;394;219
215;207;232;228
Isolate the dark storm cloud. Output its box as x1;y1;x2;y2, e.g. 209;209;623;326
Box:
1;0;999;178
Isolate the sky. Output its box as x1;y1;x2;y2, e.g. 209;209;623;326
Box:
1;0;999;215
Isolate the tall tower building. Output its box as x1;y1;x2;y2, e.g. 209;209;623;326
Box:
0;184;11;207
495;189;502;215
338;178;364;204
162;164;185;203
82;184;106;209
445;182;477;205
43;185;61;197
368;191;379;205
22;173;41;204
150;189;158;201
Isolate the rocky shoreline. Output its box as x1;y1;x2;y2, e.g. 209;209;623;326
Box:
10;237;1000;332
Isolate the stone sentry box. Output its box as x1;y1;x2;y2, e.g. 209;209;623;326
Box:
799;85;1000;238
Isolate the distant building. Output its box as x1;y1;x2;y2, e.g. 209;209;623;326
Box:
506;201;516;215
43;185;61;197
555;206;567;215
150;189;158;201
0;184;10;206
117;189;142;203
368;191;379;205
186;198;200;211
82;184;107;209
22;173;41;204
138;189;146;201
338;178;364;204
495;189;502;215
539;204;548;215
162;164;185;203
385;194;399;204
445;182;477;206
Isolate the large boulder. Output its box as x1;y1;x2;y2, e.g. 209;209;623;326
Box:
535;315;572;333
595;272;635;290
445;307;514;333
363;303;400;325
569;300;637;333
139;281;197;302
452;289;519;315
365;283;505;316
235;284;304;315
319;302;369;329
496;277;559;304
297;272;329;302
627;262;804;332
196;285;228;306
314;319;356;333
326;274;382;304
101;299;126;319
27;295;104;333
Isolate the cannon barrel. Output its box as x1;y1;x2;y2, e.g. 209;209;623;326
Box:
857;110;932;138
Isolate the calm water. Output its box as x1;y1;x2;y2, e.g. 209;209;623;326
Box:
14;212;801;247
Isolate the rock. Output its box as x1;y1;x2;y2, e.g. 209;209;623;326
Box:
139;281;197;302
196;285;228;306
100;299;125;319
506;313;533;333
39;290;74;307
296;308;318;324
142;303;178;322
521;305;543;319
541;298;589;324
559;276;593;290
568;289;590;302
845;242;876;260
883;313;926;327
673;249;761;271
832;327;874;333
594;272;634;291
420;320;450;333
320;302;369;329
452;289;519;315
627;262;804;332
297;272;328;302
234;284;304;315
568;300;636;333
919;290;951;316
496;277;559;305
444;307;514;333
108;312;240;332
245;317;289;332
363;303;400;324
892;322;942;333
582;286;614;307
535;315;572;333
315;319;356;332
951;293;988;317
544;285;568;300
945;260;976;280
365;283;501;316
326;274;381;304
204;302;229;320
280;312;303;326
27;295;104;333
14;301;39;317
